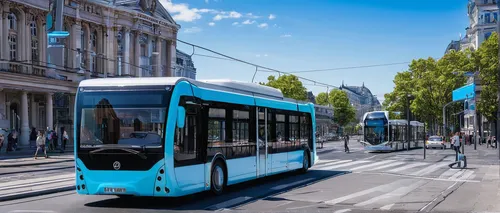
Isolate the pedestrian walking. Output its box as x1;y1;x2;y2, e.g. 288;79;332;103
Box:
0;133;4;153
61;127;68;152
344;134;350;153
34;130;48;159
453;132;461;161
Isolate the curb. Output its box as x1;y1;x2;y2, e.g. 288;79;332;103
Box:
0;185;74;202
0;159;75;168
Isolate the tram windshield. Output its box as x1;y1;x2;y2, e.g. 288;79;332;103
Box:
364;119;388;145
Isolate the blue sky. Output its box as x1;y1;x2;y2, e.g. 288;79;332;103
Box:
160;0;469;103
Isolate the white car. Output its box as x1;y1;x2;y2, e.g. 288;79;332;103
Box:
426;136;445;149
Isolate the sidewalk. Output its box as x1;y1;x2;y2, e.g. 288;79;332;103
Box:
0;173;75;202
0;147;75;168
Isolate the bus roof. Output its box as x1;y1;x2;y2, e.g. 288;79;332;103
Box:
78;77;299;103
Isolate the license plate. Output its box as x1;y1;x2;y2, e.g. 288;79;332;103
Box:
104;187;126;193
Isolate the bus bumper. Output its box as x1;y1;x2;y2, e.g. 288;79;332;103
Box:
75;158;168;197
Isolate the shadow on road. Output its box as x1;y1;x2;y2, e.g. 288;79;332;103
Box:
83;170;347;211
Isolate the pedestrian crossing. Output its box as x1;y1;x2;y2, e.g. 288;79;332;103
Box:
313;159;499;183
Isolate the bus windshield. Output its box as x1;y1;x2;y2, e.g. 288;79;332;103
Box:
77;88;171;149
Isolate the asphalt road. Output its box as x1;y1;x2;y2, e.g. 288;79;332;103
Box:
0;139;498;213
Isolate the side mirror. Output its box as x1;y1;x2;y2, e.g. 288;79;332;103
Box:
177;106;186;128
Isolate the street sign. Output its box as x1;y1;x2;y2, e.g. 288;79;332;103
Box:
48;31;69;38
47;36;65;48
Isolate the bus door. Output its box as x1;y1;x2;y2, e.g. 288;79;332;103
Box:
257;107;268;177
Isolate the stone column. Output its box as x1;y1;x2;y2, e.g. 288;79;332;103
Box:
69;94;75;119
5;102;10;121
106;27;115;77
155;38;162;77
0;7;3;60
166;40;176;77
134;31;141;77
30;94;37;129
46;93;53;130
2;10;10;61
20;91;29;146
72;21;81;70
0;90;5;120
123;28;131;76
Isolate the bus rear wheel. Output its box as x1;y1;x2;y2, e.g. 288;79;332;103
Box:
300;151;310;173
210;160;227;195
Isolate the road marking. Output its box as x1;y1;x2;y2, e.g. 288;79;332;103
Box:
318;161;370;171
271;178;314;191
380;203;395;210
205;196;253;210
410;162;447;176
317;159;338;165
350;160;394;171
363;161;405;172
360;170;480;183
387;162;428;173
9;211;56;213
274;200;293;207
324;179;408;205
438;169;462;179
314;160;353;169
483;165;500;181
334;209;352;213
453;170;474;181
354;180;427;207
448;169;466;180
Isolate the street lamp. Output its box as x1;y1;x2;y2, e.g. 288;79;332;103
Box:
406;94;415;151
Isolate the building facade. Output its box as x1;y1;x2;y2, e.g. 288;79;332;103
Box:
338;82;382;122
173;49;196;79
0;0;179;146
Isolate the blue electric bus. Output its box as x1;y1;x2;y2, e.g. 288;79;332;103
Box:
360;111;425;152
74;77;317;197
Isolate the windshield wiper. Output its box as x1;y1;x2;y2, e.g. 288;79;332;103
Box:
88;146;147;159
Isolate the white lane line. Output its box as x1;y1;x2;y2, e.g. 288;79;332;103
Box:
387;162;428;173
362;161;406;172
317;159;339;165
318;161;370;171
313;160;353;169
323;179;408;205
354;180;427;207
453;170;475;181
350;160;394;171
380;203;395;210
334;209;352;213
271;178;314;191
274;200;293;208
448;170;466;180
205;196;253;210
410;162;447;176
438;169;462;179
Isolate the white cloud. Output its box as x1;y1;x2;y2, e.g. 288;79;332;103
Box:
232;22;239;26
242;19;256;25
268;14;276;20
264;54;268;57
256;54;268;57
246;13;260;19
280;34;292;38
213;11;242;21
208;22;215;26
160;0;217;22
257;23;268;28
205;0;209;3
183;27;202;33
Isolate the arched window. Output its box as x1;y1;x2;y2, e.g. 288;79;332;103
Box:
30;15;39;63
8;13;17;61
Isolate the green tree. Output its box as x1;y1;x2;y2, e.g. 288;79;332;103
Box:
261;75;308;101
473;32;498;123
328;90;356;127
383;51;470;134
315;92;329;105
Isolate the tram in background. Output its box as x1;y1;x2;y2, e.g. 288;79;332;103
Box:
360;111;425;152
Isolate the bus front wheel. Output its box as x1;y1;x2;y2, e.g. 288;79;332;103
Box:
211;160;227;195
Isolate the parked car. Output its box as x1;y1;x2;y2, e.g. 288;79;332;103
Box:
426;135;446;149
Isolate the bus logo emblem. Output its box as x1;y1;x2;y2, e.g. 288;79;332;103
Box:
113;161;121;170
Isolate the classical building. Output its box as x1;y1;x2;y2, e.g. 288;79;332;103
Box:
0;0;179;146
461;0;498;51
173;49;196;79
337;82;382;122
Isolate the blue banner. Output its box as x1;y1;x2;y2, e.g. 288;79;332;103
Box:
452;83;475;101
